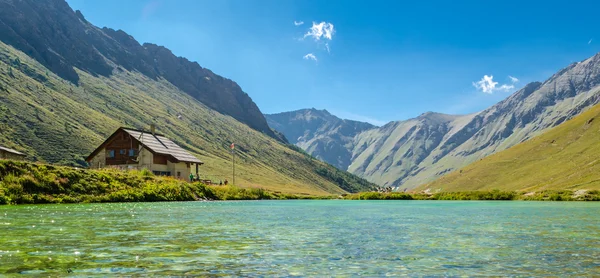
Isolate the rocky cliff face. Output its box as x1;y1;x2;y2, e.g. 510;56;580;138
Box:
266;109;375;170
0;0;276;138
270;53;600;189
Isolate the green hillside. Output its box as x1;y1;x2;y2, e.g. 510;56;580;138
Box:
0;41;375;195
419;101;600;192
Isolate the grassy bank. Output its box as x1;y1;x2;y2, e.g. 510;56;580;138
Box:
2;160;598;204
0;160;335;205
343;190;600;201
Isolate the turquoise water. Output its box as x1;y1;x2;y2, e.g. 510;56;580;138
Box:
0;201;599;276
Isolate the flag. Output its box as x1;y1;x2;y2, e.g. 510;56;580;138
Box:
230;143;235;150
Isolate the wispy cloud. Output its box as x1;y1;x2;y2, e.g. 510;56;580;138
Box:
296;21;335;61
589;38;593;45
303;53;317;62
304;22;335;41
141;0;161;19
473;75;518;94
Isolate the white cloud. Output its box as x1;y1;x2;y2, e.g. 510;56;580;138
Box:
473;75;498;94
589;38;593;45
304;21;335;41
473;75;518;94
325;42;330;53
498;84;515;91
294;21;304;26
303;53;317;62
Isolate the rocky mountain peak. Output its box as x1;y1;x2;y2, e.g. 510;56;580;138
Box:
416;112;461;124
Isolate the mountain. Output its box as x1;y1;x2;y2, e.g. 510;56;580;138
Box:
0;1;375;195
271;54;600;189
266;109;375;170
368;54;600;189
0;0;275;138
348;112;477;187
419;101;600;192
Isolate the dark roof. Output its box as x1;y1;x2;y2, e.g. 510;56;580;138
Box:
0;146;25;156
122;128;202;164
86;127;203;164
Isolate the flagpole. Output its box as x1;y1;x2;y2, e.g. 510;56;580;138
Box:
232;144;235;186
233;149;236;186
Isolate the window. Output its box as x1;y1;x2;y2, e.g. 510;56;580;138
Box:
107;150;115;158
120;149;126;155
177;171;181;177
129;149;136;156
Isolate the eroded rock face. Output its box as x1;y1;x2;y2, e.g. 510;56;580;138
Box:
266;109;375;170
0;0;276;139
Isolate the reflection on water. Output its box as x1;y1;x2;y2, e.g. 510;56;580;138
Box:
0;201;599;275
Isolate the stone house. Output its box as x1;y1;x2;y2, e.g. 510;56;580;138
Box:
86;127;203;179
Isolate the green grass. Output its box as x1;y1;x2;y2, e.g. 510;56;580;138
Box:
1;160;596;204
0;41;375;195
0;160;340;205
417;100;600;193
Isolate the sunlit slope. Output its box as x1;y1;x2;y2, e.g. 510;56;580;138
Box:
420;102;600;192
0;42;374;195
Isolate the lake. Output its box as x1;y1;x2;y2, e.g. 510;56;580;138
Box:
0;201;598;276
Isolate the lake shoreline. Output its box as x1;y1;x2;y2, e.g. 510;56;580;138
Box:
2;189;599;205
1;160;598;205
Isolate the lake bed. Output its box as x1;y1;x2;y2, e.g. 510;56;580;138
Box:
0;200;599;275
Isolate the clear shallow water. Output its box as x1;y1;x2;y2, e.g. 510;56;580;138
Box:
0;201;599;276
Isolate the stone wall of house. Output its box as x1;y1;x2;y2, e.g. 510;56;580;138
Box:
168;160;191;179
88;149;106;169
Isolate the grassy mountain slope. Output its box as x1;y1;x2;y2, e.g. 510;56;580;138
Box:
419;101;600;192
0;41;375;195
0;0;275;138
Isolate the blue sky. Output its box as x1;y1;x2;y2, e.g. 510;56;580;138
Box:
67;0;600;125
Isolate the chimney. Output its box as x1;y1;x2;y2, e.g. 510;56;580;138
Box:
150;124;156;135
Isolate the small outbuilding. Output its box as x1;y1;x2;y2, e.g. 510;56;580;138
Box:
86;127;203;179
0;145;26;160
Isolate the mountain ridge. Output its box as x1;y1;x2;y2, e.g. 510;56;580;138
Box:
269;52;600;189
0;0;276;138
266;109;376;170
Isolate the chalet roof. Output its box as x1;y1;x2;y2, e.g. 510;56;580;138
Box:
0;145;25;156
121;128;203;164
86;127;203;164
